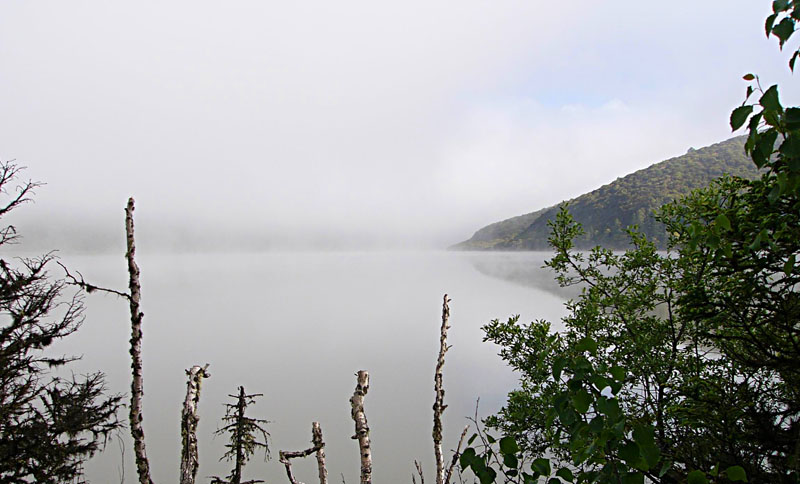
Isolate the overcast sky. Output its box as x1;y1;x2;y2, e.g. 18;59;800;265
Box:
0;1;797;250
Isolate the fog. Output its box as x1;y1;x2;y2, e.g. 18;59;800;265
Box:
44;250;569;483
1;1;798;250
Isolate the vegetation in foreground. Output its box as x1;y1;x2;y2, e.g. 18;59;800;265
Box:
459;2;800;482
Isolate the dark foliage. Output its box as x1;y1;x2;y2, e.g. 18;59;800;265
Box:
0;162;122;484
211;386;270;484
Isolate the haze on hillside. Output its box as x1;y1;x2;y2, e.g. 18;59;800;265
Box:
1;1;797;251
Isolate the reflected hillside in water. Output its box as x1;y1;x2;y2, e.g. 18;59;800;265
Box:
462;251;582;300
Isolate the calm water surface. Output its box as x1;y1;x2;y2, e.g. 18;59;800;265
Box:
51;250;569;483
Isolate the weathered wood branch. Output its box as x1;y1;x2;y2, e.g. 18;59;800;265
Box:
58;261;132;299
350;370;372;484
279;451;305;484
443;425;469;484
180;364;210;484
279;423;326;484
414;460;425;484
433;294;451;484
125;197;154;484
313;422;329;484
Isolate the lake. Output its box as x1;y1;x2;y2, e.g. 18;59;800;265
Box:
50;250;570;483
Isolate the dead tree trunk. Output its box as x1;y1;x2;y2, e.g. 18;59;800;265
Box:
180;364;210;484
433;294;451;484
350;370;372;484
125;197;154;484
313;422;329;484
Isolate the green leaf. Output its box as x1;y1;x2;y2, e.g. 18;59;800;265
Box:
553;356;567;380
459;447;476;469
768;184;782;204
760;85;782;111
633;425;660;469
743;73;756;81
774;0;790;13
632;425;655;447
467;433;477;445
748;111;763;131
784;254;795;275
486;434;496;444
533;457;551;476
791;50;799;71
715;213;732;231
785;107;800;128
707;233;720;250
755;129;779;161
572;388;592;414
772;17;795;47
547;479;561;484
621;473;644;484
556;467;574;482
478;467;497;484
589;415;605;432
575;337;597;355
609;366;625;381
726;465;748;482
503;453;519;469
687;470;709;484
658;461;673;478
470;455;487;474
767;13;778;36
597;397;621;420
731;105;753;131
499;436;520;455
618;441;641;466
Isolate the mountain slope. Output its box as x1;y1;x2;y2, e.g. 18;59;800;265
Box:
452;136;759;250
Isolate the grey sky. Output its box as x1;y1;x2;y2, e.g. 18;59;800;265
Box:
0;1;796;250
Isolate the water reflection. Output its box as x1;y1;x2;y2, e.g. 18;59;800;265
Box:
464;251;581;300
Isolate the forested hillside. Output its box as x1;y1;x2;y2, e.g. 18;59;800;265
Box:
452;136;759;250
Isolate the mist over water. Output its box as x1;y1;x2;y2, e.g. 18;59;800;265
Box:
47;250;567;483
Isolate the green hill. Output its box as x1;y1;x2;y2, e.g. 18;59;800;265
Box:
451;136;759;251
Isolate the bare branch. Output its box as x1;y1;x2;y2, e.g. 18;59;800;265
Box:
58;261;131;299
415;460;425;484
0;161;41;219
443;425;469;484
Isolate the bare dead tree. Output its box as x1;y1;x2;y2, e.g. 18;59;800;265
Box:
0;162;37;246
125;197;154;484
61;197;153;484
312;422;329;484
278;422;328;484
180;364;210;484
433;294;451;484
211;386;270;484
349;370;372;484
